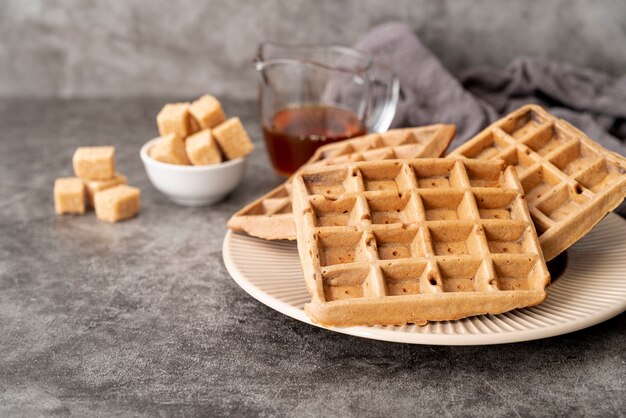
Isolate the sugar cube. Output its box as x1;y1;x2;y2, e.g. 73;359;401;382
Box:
149;133;190;165
85;173;128;207
189;95;226;129
185;129;222;165
73;146;116;180
212;117;254;160
94;185;141;223
54;177;85;215
156;102;199;139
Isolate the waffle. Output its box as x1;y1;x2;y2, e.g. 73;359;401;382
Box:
228;125;456;240
291;158;549;326
451;105;626;261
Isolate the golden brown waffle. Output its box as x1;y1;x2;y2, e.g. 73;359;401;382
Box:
291;158;549;327
451;105;626;261
228;125;456;240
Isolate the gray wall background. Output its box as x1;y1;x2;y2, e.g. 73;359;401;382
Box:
2;0;625;99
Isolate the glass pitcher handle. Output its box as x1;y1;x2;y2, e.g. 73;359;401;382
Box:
368;65;399;133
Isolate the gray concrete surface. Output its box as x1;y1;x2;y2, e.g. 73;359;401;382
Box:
1;0;626;99
0;98;625;417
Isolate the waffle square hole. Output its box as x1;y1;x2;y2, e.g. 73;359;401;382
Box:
361;148;395;162
316;141;360;162
326;153;364;166
420;190;466;221
438;258;482;292
359;162;405;193
535;184;590;222
406;127;438;144
310;196;358;227
316;230;364;267
499;109;548;139
272;201;292;214
373;225;422;260
459;131;509;159
428;223;475;256
577;157;625;193
501;147;537;177
410;159;456;188
356;133;385;150
464;160;504;187
303;168;349;197
555;141;624;193
391;144;425;160
492;258;535;291
549;140;592;175
523;124;575;157
322;267;371;301
379;129;416;146
483;222;527;254
381;261;427;296
520;165;561;204
243;187;290;215
474;190;518;220
244;198;283;215
366;192;416;225
332;135;377;155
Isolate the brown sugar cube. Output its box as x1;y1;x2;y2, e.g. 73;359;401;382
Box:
156;102;198;139
149;133;191;165
73;146;116;180
54;177;85;215
185;129;222;165
94;185;141;223
189;95;226;129
84;173;128;207
212;117;254;160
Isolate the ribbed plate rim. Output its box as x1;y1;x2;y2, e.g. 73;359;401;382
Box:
222;213;626;345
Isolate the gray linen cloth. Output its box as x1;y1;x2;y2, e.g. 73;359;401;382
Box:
355;22;626;157
355;22;626;215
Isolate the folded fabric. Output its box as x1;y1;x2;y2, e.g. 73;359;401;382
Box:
355;22;626;158
462;57;626;156
353;22;486;150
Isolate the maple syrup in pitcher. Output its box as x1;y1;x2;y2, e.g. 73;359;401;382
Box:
263;105;367;176
256;43;399;175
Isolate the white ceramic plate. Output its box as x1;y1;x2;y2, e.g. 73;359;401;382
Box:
223;213;626;345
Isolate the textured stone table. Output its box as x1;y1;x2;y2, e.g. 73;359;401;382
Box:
1;99;624;417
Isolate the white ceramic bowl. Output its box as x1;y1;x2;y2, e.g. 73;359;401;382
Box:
140;138;247;207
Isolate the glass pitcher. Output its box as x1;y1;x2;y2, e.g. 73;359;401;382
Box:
255;42;399;176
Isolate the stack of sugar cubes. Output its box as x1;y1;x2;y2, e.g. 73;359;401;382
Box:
54;147;141;223
150;95;254;165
